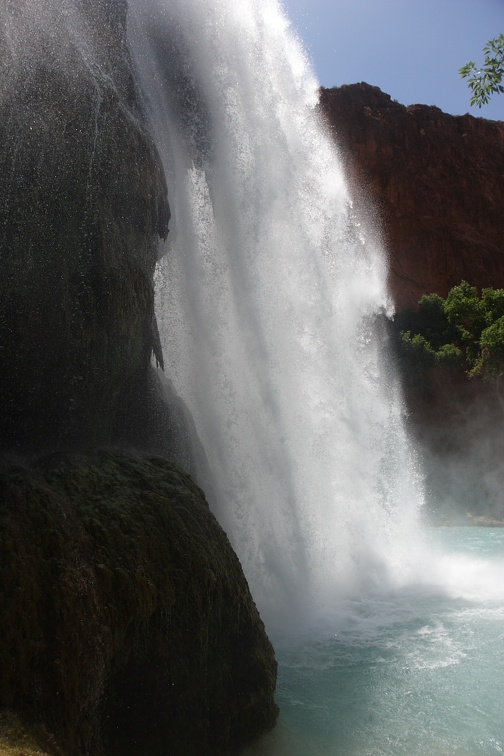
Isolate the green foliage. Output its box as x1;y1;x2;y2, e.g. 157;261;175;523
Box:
443;280;479;325
399;331;436;368
443;281;485;363
471;316;504;378
436;343;463;366
397;281;504;383
481;287;504;323
460;34;504;107
415;293;452;349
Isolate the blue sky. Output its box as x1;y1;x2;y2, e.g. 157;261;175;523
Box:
281;0;504;120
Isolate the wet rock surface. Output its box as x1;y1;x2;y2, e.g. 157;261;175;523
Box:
0;0;169;451
0;451;278;755
0;3;278;752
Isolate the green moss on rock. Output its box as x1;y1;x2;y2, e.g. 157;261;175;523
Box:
0;709;55;756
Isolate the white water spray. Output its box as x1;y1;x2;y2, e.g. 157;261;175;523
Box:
128;0;424;632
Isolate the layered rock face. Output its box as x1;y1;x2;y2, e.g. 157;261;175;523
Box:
320;83;504;312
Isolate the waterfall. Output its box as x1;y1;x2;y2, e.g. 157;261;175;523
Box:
127;0;424;633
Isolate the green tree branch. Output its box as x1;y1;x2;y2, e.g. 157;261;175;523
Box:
397;282;504;416
460;34;504;107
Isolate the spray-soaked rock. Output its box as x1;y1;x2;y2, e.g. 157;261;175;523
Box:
0;3;279;754
0;0;169;451
0;451;278;755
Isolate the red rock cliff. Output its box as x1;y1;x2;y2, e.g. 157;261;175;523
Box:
320;83;504;312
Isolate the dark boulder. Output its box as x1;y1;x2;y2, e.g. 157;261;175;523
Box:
0;451;278;755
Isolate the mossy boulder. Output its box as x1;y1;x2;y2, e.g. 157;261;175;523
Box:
0;451;278;755
0;709;54;756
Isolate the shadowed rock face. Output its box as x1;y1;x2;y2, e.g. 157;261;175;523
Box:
320;83;504;313
0;3;279;753
0;0;169;451
0;452;278;756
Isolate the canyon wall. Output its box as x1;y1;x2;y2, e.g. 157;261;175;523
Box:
320;83;504;313
321;83;504;521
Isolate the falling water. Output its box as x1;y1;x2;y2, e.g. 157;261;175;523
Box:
127;0;424;632
5;2;504;752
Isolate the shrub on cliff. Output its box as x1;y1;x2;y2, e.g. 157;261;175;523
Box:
396;281;504;411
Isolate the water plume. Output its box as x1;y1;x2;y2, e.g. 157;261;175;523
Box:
128;0;425;633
